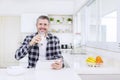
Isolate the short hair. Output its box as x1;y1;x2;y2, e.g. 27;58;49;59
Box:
36;15;50;23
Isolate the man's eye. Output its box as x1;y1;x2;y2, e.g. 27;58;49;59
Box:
39;23;42;25
44;24;47;26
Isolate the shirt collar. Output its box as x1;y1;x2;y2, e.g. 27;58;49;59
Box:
36;32;51;40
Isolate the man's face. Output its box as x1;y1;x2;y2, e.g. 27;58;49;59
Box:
36;19;49;33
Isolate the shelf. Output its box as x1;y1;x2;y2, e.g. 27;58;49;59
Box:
49;30;72;33
48;15;73;34
50;22;72;25
51;32;73;34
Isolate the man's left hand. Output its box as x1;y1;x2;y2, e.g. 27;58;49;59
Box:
51;61;63;70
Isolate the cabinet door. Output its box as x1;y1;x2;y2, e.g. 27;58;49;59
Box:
0;17;4;67
0;16;21;67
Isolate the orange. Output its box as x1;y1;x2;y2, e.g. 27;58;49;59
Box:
96;56;103;64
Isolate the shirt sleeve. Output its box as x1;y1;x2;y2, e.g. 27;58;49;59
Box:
15;36;32;60
55;37;64;67
54;38;62;58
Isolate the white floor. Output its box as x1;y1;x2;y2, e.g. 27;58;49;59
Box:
79;74;120;80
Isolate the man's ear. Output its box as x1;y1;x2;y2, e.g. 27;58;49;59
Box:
48;23;50;27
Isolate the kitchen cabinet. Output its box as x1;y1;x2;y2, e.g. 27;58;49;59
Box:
0;16;21;68
0;17;3;67
72;7;87;49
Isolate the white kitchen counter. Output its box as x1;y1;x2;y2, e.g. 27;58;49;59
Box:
63;53;120;74
0;67;81;80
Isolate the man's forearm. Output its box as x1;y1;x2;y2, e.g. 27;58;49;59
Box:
15;44;30;60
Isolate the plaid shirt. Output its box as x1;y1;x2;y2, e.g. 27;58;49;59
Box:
15;32;63;68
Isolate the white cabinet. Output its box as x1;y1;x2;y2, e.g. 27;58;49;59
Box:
0;17;3;67
0;16;21;68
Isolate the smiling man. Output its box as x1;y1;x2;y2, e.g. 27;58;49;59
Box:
15;15;64;69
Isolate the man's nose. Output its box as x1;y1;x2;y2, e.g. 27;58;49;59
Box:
41;24;45;27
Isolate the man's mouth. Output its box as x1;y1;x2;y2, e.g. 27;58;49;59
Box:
39;28;46;31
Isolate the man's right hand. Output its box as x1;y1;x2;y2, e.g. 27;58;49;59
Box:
29;34;41;46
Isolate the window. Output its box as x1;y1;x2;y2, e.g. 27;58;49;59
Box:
77;0;119;52
86;0;98;42
100;11;117;42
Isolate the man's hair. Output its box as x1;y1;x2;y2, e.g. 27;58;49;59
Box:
36;15;50;23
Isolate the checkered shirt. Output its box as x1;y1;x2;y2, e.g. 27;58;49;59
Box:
15;32;63;68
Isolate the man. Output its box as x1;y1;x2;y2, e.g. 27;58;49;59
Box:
15;15;64;70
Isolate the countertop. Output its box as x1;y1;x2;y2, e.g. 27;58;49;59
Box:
0;67;81;80
1;47;120;80
63;53;120;74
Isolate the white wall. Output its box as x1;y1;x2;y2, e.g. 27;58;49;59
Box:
100;0;117;16
74;0;89;13
0;0;74;15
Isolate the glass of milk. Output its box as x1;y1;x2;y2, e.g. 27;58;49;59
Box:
38;31;45;45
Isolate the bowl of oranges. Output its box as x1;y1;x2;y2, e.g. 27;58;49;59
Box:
86;56;103;67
